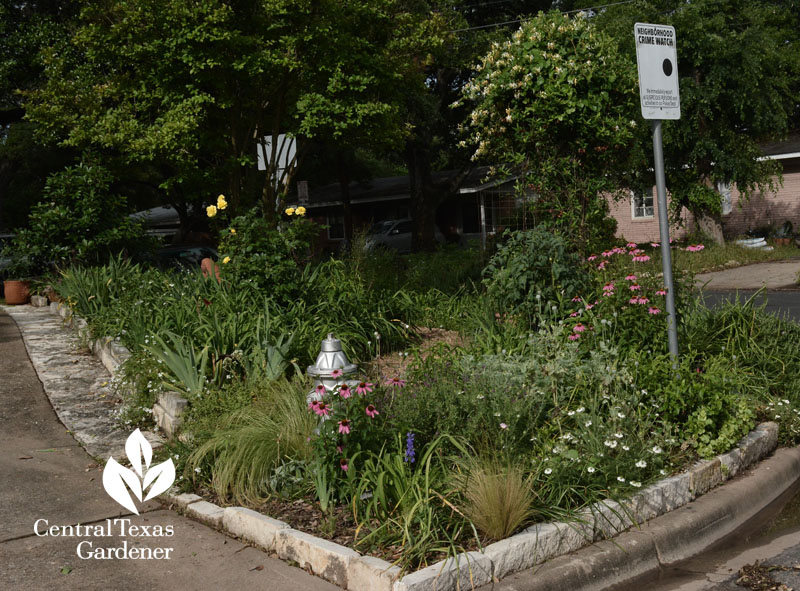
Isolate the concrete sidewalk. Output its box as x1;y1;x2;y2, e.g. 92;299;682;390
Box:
0;309;338;591
696;259;800;290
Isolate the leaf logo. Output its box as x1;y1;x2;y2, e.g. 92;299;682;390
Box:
103;429;175;515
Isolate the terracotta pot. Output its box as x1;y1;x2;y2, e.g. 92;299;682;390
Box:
774;237;792;247
3;280;31;305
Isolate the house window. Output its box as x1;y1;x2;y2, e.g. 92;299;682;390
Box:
717;181;733;216
327;214;344;240
632;190;654;219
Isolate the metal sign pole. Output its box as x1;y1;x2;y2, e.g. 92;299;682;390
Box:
651;120;679;360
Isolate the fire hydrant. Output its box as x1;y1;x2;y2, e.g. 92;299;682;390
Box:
306;333;358;404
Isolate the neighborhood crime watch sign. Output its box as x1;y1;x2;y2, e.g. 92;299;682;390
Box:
634;23;680;120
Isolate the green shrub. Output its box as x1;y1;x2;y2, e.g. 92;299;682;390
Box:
482;228;592;316
6;163;146;273
217;208;319;304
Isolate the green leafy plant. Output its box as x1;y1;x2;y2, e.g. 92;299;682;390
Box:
482;228;592;317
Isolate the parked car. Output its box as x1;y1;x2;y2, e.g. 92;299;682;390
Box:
152;245;218;270
365;219;444;254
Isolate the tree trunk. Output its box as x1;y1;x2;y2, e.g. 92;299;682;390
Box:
694;211;725;245
337;154;354;246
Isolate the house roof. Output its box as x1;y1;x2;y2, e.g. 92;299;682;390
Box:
760;131;800;160
300;166;510;209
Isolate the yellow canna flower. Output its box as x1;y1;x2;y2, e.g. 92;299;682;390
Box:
295;206;306;216
222;256;231;264
217;194;228;210
206;205;218;218
230;228;236;234
285;207;295;216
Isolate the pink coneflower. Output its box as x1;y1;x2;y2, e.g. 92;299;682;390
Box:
568;334;580;341
570;311;580;317
602;250;613;258
308;400;319;411
637;297;650;305
571;296;582;303
338;383;352;399
625;274;637;281
314;384;326;397
603;283;615;292
629;284;642;291
340;458;349;471
365;404;379;418
626;242;638;249
648;307;661;315
331;369;343;378
386;376;406;387
585;303;594;310
314;402;331;417
355;381;374;395
338;419;351;434
500;422;508;430
603;290;615;297
632;255;651;263
587;255;597;262
573;324;586;333
597;262;608;270
629;297;639;305
655;289;667;296
651;242;660;248
686;244;705;252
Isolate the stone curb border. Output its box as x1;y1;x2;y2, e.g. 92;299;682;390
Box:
6;303;786;591
160;422;779;591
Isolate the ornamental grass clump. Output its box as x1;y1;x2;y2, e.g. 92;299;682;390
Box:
456;457;536;541
186;377;316;504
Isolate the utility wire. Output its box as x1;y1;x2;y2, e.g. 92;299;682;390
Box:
449;0;636;32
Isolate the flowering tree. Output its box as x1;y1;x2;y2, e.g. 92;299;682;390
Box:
460;11;642;251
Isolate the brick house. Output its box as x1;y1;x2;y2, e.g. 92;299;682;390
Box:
609;132;800;243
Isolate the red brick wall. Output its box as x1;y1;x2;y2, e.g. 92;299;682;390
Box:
722;159;800;237
607;189;692;244
607;157;800;242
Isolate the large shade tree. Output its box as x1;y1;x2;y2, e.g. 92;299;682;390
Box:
597;0;800;241
460;11;642;251
23;0;443;227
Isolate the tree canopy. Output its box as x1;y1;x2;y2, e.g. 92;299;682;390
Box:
597;0;800;231
460;11;642;250
23;0;445;223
